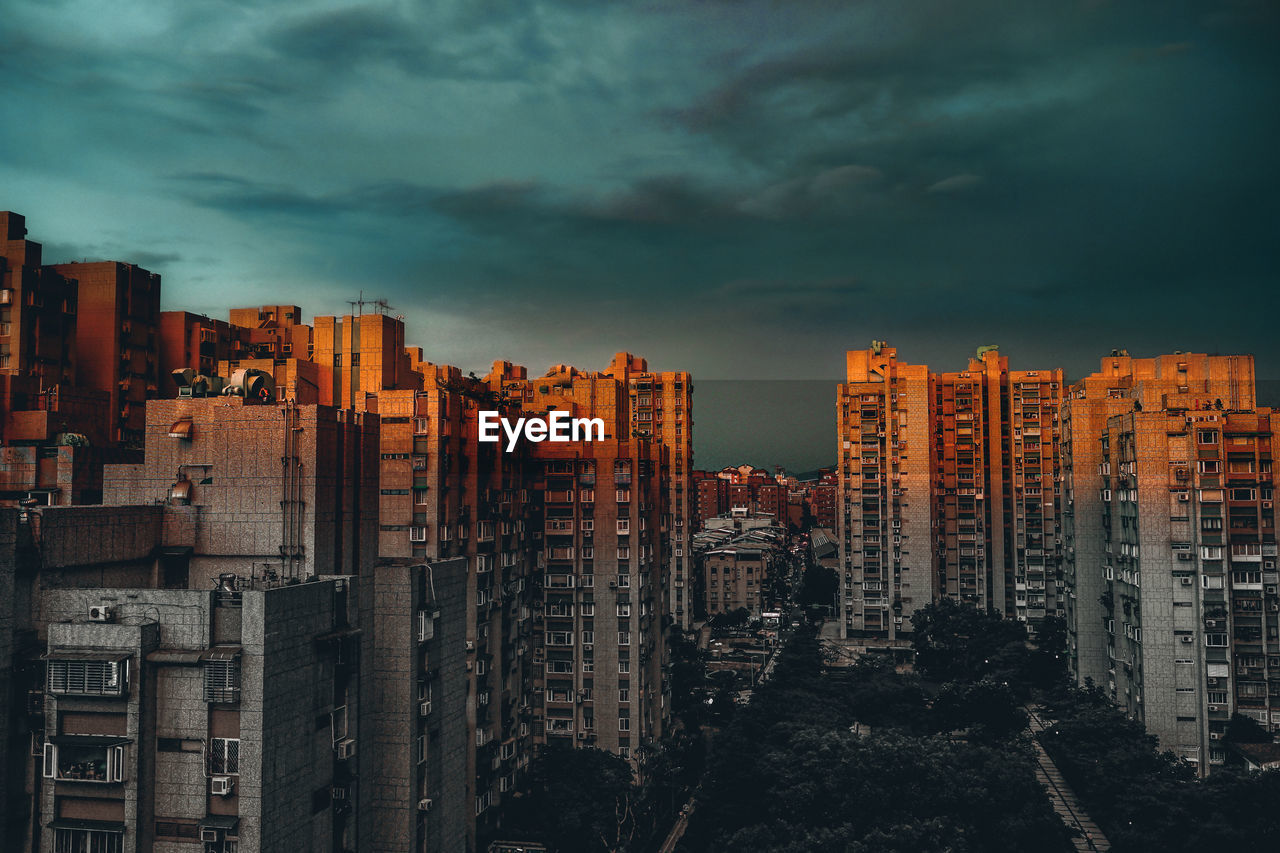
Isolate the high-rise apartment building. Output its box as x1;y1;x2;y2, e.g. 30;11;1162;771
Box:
157;312;240;397
1091;407;1278;771
37;577;360;853
393;363;537;844
932;348;1064;622
516;372;669;763
1061;352;1267;773
363;557;470;853
100;398;378;586
600;353;693;629
693;470;726;529
1063;352;1257;689
49;261;161;447
313;313;422;409
0;213;132;506
836;342;932;640
0;212;78;396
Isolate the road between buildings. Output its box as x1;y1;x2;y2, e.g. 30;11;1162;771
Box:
1025;706;1112;852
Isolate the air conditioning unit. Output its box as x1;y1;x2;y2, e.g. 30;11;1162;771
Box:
419;701;432;716
88;605;113;622
576;732;588;740
1177;553;1192;561
200;828;221;842
1208;704;1220;712
418;798;434;812
1210;731;1223;741
210;776;234;796
1264;501;1273;509
465;640;475;651
1180;577;1193;586
1180;636;1193;644
1177;494;1190;502
1267;586;1278;595
1205;619;1217;628
336;738;357;760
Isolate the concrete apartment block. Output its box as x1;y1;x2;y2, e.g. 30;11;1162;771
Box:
602;354;694;630
1094;406;1280;775
100;398;378;586
837;343;932;641
49;261;161;448
363;558;468;853
1063;352;1257;694
932;350;1065;623
35;577;358;853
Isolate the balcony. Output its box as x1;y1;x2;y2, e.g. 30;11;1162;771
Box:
43;736;128;783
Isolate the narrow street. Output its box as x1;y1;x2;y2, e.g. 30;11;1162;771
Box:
1025;707;1111;852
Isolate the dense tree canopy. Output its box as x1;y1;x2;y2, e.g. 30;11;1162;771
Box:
1039;685;1280;852
798;564;838;608
504;746;638;853
681;629;1070;852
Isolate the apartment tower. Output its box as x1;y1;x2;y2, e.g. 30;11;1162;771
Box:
836;342;932;640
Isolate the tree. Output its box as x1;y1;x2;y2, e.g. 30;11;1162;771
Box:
683;630;1070;852
505;746;638;853
909;598;1029;684
931;678;1028;741
798;564;837;608
1225;713;1273;744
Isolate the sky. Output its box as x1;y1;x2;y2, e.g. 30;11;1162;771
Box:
2;0;1277;468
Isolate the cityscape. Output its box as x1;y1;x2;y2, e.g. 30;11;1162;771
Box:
0;210;1277;852
3;1;1279;852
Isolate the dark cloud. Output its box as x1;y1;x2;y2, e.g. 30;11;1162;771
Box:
0;0;1276;443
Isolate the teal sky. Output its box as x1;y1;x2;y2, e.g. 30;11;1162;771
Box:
2;0;1277;393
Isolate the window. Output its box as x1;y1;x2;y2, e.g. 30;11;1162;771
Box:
203;654;241;703
53;827;124;853
413;417;429;435
414;489;429;506
209;738;240;775
618;717;631;732
619;660;630;674
43;739;126;783
47;657;127;697
618;688;630;702
618;631;631;646
155;821;200;841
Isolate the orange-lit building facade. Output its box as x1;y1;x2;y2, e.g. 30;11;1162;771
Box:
808;475;837;529
0;212;78;397
599;353;694;629
506;369;670;764
1062;352;1259;697
1;213;121;505
932;348;1065;623
836;343;933;641
49;261;160;447
157;312;238;397
313;313;422;409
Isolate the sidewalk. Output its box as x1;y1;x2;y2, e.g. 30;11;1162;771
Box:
1025;707;1111;852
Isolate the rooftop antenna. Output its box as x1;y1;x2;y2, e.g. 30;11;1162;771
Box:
346;290;395;316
